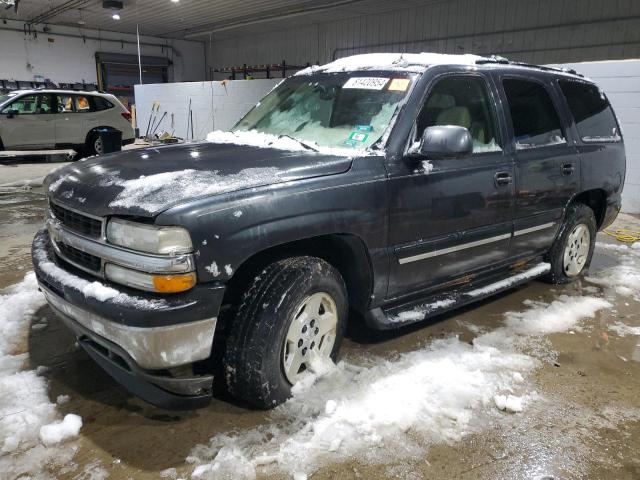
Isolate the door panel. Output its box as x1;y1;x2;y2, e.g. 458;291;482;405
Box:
0;94;55;149
498;77;579;258
386;73;514;299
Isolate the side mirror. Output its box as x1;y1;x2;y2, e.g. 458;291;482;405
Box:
410;125;473;160
5;109;19;119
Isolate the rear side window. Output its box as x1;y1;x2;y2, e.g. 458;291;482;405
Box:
558;80;620;142
503;79;566;149
93;96;114;111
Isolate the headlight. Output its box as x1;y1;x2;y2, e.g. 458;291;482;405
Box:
105;264;196;293
106;218;193;255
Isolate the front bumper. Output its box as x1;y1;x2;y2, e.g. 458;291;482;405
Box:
33;229;225;409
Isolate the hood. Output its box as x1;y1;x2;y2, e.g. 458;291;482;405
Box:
45;142;354;217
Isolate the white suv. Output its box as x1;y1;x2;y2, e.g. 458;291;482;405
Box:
0;89;135;155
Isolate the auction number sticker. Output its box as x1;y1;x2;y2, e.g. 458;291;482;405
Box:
343;77;389;90
388;78;411;92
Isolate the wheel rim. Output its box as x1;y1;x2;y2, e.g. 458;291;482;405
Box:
563;223;591;277
282;291;338;384
94;136;104;155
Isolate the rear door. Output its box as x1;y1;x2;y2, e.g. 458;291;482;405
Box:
386;73;514;298
496;75;578;258
54;94;95;146
0;93;56;149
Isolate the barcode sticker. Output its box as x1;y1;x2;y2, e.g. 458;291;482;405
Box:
343;77;389;90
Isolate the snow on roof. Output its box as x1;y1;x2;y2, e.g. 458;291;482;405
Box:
296;52;490;75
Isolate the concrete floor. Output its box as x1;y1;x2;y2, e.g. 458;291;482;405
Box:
1;188;639;479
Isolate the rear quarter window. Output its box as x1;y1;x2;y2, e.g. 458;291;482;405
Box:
93;96;114;111
558;80;621;143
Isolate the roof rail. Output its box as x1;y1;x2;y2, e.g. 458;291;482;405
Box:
475;55;584;77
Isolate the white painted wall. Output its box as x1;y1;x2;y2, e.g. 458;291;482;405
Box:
551;60;640;214
0;19;205;85
134;79;279;140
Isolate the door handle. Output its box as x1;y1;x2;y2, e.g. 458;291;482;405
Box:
561;163;575;175
494;171;512;187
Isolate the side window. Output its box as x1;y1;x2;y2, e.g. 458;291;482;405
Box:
57;95;75;113
74;95;93;112
502;79;566;149
416;75;502;153
558;80;621;142
1;94;38;114
38;94;54;114
93;96;114;111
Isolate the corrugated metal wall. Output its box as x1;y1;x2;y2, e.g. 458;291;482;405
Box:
208;0;640;78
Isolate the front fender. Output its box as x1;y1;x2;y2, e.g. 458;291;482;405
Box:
155;156;389;287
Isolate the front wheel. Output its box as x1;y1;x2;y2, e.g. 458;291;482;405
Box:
223;256;348;409
544;203;597;284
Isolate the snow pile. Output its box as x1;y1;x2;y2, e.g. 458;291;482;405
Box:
589;242;640;301
33;233;168;309
206;130;359;157
187;294;610;479
105;166;281;212
502;295;611;336
608;321;640;337
39;414;83;447
0;273;79;477
296;53;487;75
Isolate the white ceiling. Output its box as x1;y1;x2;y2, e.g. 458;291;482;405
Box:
2;0;435;40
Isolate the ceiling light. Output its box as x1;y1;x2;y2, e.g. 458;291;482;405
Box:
112;13;120;20
171;0;179;3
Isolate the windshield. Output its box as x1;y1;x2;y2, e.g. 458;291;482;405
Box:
0;92;19;107
233;73;416;150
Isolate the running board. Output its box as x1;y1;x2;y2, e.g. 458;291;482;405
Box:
366;262;551;330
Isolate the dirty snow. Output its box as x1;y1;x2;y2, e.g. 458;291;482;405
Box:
105;166;281;212
589;242;640;301
0;273;81;478
187;293;610;479
388;298;456;323
608;321;640;337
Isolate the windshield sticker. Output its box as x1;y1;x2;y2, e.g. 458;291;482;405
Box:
388;78;411;92
343;77;389;90
348;132;369;142
355;125;373;132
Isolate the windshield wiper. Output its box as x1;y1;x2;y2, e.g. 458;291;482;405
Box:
277;134;319;152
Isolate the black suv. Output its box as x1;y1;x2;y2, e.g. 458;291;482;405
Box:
33;53;625;410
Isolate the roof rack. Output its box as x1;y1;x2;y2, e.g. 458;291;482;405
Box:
475;55;584;77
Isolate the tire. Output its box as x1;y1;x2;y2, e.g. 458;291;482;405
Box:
544;203;597;284
84;131;104;156
223;256;348;409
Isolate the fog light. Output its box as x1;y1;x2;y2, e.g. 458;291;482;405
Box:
105;263;196;293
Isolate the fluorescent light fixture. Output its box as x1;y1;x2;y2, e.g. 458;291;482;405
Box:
112;13;120;19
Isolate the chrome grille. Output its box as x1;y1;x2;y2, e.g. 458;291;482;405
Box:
49;202;103;239
56;242;102;273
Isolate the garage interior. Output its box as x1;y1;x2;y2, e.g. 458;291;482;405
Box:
1;1;640;479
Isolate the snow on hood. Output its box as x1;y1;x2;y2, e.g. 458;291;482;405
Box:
296;52;488;75
45;141;354;217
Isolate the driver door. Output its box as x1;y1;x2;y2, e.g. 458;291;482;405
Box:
0;93;56;149
386;73;514;299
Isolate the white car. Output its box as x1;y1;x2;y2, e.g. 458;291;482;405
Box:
0;89;135;155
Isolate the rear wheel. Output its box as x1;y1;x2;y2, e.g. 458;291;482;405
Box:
223;256;347;409
544;203;596;284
